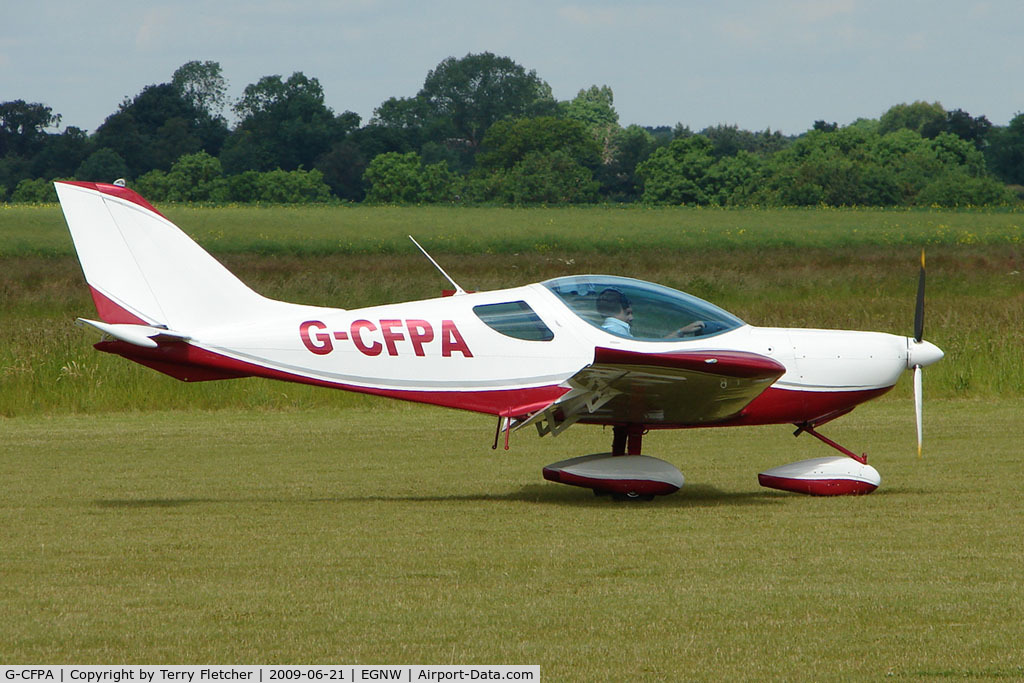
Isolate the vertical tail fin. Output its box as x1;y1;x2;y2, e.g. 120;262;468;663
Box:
56;181;273;331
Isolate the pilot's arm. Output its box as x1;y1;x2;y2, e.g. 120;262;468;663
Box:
674;321;706;337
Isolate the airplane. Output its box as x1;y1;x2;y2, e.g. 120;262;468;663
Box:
54;180;944;500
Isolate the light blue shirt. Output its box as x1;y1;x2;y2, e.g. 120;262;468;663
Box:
601;317;632;337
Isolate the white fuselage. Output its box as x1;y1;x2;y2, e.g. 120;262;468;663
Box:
179;283;926;424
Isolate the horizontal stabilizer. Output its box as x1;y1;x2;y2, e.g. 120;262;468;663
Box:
77;318;191;349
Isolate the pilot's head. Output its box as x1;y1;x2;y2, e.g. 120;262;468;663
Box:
597;288;632;321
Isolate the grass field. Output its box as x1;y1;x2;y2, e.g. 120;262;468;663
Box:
2;203;1023;258
1;204;1023;675
1;400;1022;678
3;239;1022;414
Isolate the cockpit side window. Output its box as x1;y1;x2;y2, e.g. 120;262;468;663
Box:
473;301;554;341
542;275;744;341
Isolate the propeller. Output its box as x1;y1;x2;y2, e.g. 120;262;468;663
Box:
914;250;925;457
914;250;926;345
907;249;944;457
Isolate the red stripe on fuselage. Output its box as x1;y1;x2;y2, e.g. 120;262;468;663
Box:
731;384;893;426
95;340;568;416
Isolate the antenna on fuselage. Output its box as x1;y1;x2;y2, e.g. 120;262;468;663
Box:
408;235;467;296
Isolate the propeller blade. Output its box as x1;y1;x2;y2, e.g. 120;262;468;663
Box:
914;364;923;457
914;249;926;343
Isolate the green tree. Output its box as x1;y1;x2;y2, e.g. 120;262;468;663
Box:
93;82;228;177
417;53;557;153
11;178;57;203
362;151;462;204
171;60;229;123
367;96;428;153
636;135;715;204
161;151;226;201
564;85;621;168
255;169;332;203
218;130;273;175
757;124;1011;206
133;169;172;201
704;151;765;205
915;171;1015;206
225;72;359;174
315;140;369;201
31;126;93;179
363;151;424;203
564;85;619;129
501;150;599;204
986;112;1024;185
599;124;656;201
0;100;60;158
75;148;129;183
944;108;992;149
420;161;464;203
702;124;790;159
223;171;260;202
879;101;947;138
929;132;986;176
476;117;600;171
760;129;901;206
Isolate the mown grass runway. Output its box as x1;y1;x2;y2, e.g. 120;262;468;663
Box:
2;400;1022;677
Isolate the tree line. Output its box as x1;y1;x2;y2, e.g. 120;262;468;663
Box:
2;55;1023;206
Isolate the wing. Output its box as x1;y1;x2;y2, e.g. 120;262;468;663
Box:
517;347;786;437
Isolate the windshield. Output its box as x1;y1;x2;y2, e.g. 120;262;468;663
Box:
542;275;744;341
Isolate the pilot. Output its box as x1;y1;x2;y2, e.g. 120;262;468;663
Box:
597;288;633;336
596;287;707;338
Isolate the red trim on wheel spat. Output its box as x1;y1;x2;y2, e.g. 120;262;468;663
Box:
542;467;680;496
757;473;878;496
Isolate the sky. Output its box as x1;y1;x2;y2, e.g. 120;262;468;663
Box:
4;0;1023;136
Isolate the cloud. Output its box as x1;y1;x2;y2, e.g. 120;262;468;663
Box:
557;3;680;29
788;0;857;23
557;5;622;27
136;7;178;51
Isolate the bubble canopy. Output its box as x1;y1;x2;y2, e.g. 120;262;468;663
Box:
542;275;745;341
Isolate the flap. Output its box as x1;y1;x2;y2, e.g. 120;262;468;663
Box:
520;347;785;437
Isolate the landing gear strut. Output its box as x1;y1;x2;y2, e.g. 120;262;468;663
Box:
611;424;646;456
757;412;881;495
792;409;868;464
